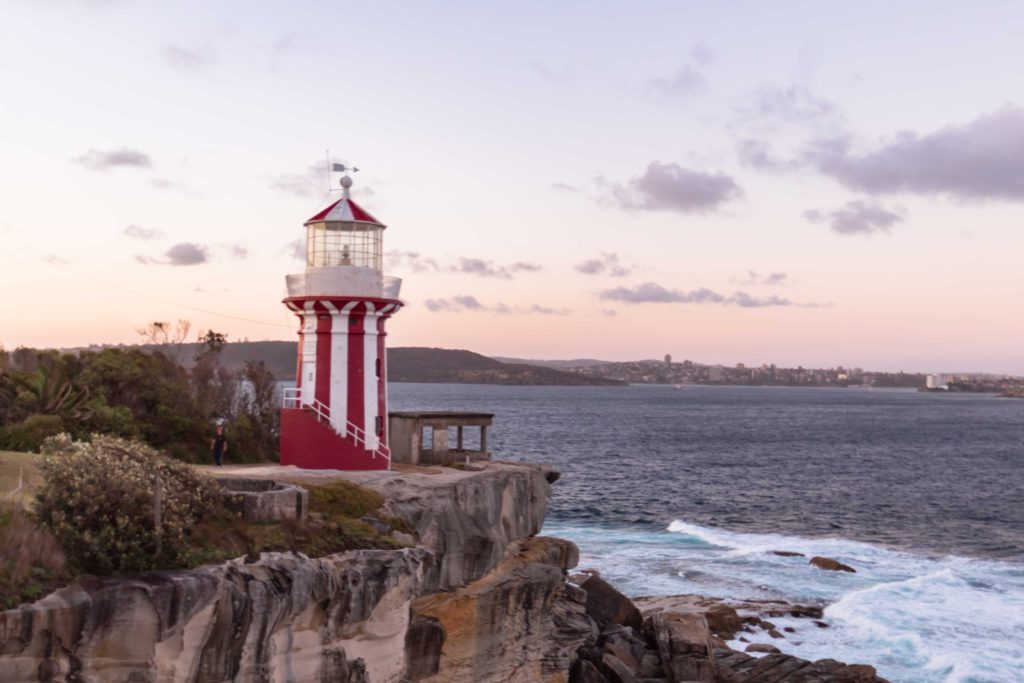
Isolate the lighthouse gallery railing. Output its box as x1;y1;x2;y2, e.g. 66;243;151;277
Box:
282;388;391;467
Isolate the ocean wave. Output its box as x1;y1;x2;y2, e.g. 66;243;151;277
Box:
548;519;1024;683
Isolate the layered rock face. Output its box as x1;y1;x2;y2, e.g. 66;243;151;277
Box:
0;463;565;683
408;536;593;683
363;462;559;591
0;549;429;683
0;463;889;683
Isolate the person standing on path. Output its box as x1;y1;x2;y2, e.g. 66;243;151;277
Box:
211;424;228;467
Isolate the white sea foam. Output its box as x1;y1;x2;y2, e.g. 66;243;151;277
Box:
545;519;1024;683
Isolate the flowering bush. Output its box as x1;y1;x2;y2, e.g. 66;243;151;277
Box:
35;434;229;574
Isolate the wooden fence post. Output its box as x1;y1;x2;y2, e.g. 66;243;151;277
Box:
154;470;162;558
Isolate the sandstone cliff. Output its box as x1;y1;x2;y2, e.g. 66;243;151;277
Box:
0;462;888;683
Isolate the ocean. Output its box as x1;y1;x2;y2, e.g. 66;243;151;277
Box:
388;383;1024;683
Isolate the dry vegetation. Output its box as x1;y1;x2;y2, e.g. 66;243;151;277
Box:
0;441;414;610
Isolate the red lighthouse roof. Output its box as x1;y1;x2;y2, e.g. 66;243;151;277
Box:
305;198;385;227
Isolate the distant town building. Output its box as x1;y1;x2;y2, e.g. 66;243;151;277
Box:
664;354;672;366
926;374;949;390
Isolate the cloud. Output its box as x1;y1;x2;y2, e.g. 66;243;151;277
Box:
281;238;304;260
74;148;152;171
423;296;570;315
165;243;208;266
601;308;619;317
805;105;1024;201
161;44;215;71
43;254;69;265
221;243;248;259
804;200;905;235
137;242;209;266
386;251;440;273
423;295;484;312
122;224;162;240
646;44;714;99
551;182;580;192
598;161;741;214
739;270;788;286
385;251;541;279
599;282;826;308
734;85;840;130
530;62;574;84
270;164;328;198
575;252;632;277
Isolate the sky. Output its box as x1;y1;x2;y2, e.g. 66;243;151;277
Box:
1;0;1023;373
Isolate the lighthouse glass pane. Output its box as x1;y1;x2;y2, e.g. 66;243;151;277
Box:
305;222;383;270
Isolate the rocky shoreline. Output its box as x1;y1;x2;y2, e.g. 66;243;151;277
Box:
0;462;887;682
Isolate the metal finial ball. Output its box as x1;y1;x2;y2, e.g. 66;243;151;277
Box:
339;175;354;189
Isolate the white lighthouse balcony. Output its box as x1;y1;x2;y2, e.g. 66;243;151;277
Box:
286;266;402;299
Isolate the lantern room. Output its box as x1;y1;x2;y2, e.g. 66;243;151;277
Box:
304;177;385;270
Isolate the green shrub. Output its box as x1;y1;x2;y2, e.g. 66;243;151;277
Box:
0;414;65;452
35;434;229;574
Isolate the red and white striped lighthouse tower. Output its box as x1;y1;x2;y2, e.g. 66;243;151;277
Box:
280;167;402;470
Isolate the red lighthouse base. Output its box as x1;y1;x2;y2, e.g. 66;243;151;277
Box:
279;409;390;471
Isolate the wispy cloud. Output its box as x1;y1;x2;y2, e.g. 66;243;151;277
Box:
423;296;571;315
597;161;741;214
733;84;841;131
551;182;581;193
136;242;209;266
804;200;905;235
646;43;715;100
599;282;827;308
161;44;215;71
122;224;162;240
270;163;329;198
220;243;248;260
74;148;152;172
386;251;541;279
575;252;633;277
738;270;788;286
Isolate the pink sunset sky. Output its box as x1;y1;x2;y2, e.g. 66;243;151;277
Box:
1;1;1023;373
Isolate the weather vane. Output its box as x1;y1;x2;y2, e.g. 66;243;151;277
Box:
325;150;359;197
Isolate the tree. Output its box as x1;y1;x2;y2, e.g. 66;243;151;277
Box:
136;320;192;363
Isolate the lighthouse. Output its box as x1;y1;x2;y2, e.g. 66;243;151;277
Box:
280;167;402;470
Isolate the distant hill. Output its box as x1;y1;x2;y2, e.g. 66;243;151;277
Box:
388;348;624;386
491;356;611;369
69;342;623;386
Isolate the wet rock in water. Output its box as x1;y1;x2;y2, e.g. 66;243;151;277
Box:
810;556;857;573
703;603;743;640
771;550;805;557
814;620;830;628
767;628;784;639
745;643;781;654
582;574;644;630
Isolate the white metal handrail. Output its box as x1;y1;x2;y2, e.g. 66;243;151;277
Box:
282;388;391;466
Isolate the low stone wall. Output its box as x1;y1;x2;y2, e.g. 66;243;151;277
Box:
217;478;309;523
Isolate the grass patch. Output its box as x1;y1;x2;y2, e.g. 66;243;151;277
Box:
0;451;42;509
0;505;69;609
186;479;403;565
305;480;385;519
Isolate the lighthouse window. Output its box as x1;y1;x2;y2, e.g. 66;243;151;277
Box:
375;358;381;377
305;222;383;270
